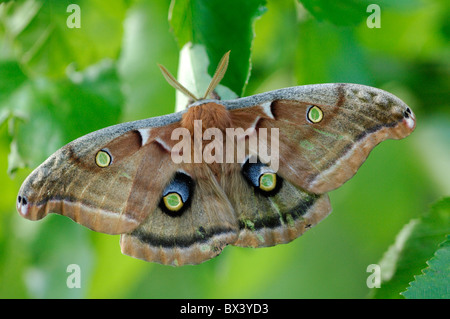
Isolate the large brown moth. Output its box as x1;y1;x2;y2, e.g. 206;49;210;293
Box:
17;52;416;266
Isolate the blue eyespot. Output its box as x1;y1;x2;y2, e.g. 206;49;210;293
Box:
242;158;282;196
160;172;194;216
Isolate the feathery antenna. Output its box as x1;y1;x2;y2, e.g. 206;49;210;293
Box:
158;51;230;103
158;64;199;101
203;50;230;99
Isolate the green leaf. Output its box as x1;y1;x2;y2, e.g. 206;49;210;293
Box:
371;197;450;298
169;0;266;99
295;19;370;85
402;235;450;299
0;60;27;102
5;60;122;173
298;0;373;26
298;0;420;26
2;0;127;78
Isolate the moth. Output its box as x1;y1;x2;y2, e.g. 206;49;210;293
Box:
17;52;416;266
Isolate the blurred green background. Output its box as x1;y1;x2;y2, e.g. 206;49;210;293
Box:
0;0;449;298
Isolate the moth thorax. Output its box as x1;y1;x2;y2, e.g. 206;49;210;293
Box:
181;102;232;135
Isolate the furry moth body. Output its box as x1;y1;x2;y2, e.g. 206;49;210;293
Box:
17;55;416;266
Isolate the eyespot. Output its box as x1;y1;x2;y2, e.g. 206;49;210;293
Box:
307;105;323;123
163;193;184;212
259;173;277;192
242;159;282;196
160;172;194;216
95;150;111;167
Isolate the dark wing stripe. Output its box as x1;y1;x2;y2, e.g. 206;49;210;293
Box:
237;193;319;231
128;226;236;248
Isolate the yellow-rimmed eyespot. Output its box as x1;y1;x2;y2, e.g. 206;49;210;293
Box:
95;150;111;167
160;172;194;216
163;193;184;212
307;105;323;123
259;173;277;192
242;158;282;196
